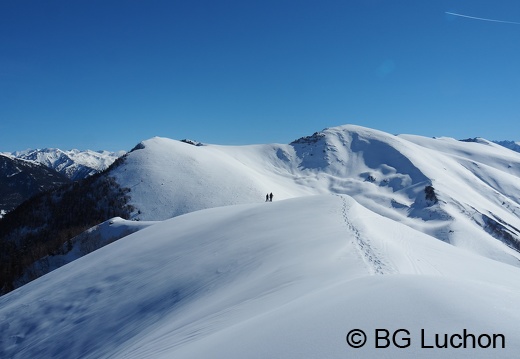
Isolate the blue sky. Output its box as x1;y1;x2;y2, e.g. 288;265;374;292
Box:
1;0;519;151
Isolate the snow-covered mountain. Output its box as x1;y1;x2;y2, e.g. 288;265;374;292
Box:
1;195;520;358
1;124;520;358
110;125;520;264
494;140;520;153
0;154;70;215
9;148;125;180
0;148;124;217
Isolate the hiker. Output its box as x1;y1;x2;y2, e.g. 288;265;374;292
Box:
269;192;273;202
266;193;269;202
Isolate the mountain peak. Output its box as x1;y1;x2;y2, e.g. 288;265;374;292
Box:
9;148;125;180
2;124;520;358
493;140;520;153
108;124;520;267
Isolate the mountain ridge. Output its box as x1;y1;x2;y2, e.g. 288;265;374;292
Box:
7;148;125;180
493;140;520;153
110;125;520;260
0;148;125;217
0;154;70;216
1;124;520;358
1;194;519;358
1;124;520;293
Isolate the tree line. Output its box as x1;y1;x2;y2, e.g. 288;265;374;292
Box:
0;162;134;295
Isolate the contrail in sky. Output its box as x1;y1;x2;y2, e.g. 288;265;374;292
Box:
446;11;520;25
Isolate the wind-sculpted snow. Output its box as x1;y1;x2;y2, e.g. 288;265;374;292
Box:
493;140;520;154
110;125;520;267
288;126;430;190
3;125;520;358
1;195;519;358
110;138;304;220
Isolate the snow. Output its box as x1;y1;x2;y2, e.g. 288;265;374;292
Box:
112;126;520;266
1;195;520;358
11;148;124;171
10;148;125;179
494;140;520;153
14;217;158;288
111;138;314;220
2;124;520;358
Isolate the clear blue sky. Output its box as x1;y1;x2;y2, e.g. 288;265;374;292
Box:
1;0;519;151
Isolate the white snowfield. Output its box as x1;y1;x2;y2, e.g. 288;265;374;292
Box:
1;125;520;358
113;125;520;265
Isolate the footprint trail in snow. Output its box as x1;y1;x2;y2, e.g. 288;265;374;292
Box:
336;194;394;275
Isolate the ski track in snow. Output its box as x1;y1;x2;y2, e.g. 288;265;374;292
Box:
336;194;392;275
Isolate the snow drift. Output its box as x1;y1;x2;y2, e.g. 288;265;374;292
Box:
1;195;519;358
111;125;520;264
1;124;520;358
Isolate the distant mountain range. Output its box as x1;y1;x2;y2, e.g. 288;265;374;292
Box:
493;140;520;153
7;148;126;180
0;155;69;216
1;126;520;295
1;141;517;218
1;125;520;358
0;149;125;216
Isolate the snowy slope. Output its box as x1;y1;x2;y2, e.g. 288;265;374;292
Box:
14;217;158;288
494;140;520;153
2;124;520;358
1;195;519;358
111;138;314;220
10;148;125;180
111;125;520;266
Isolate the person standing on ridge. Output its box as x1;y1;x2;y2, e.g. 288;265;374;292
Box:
269;192;273;202
266;193;269;202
